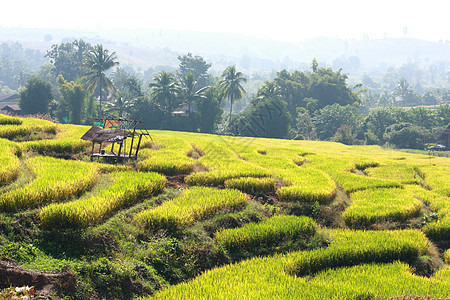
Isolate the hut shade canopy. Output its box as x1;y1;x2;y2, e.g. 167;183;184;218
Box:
81;126;132;143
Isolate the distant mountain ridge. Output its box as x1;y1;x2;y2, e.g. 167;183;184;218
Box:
0;26;449;74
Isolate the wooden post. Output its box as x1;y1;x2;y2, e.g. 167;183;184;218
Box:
129;121;137;158
111;142;115;153
135;134;143;159
117;141;123;162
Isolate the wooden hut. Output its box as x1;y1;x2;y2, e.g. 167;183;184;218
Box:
81;118;149;161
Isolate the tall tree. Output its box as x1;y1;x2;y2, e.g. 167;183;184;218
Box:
82;44;119;117
196;86;223;133
56;75;87;124
46;40;92;82
179;72;208;116
219;65;247;123
19;76;54;115
177;53;211;88
104;92;134;118
149;71;180;114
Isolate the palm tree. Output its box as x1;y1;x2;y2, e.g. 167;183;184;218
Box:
179;72;208;117
395;78;413;103
104;92;134;118
149;71;180;113
219;65;247;123
256;81;281;101
82;44;119;117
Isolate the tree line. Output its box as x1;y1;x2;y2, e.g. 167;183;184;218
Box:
10;40;450;149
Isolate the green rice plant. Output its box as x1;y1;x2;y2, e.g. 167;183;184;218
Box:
0;114;22;125
224;176;276;195
0;117;57;140
416;165;450;196
137;149;195;175
185;141;269;186
312;261;450;299
135;187;248;230
0;139;22;186
444;249;450;264
40;171;166;229
365;163;418;184
276;167;337;203
22;124;92;156
215;215;317;252
342;188;422;228
422;216;450;241
407;185;450;217
287;229;429;276
433;264;450;282
225;146;336;202
23;139;91;156
148;230;444;300
0;156;98;212
310;154;402;193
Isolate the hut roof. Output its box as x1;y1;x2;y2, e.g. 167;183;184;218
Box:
81;126;132;143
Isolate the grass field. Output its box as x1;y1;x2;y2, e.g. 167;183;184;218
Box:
0;117;449;299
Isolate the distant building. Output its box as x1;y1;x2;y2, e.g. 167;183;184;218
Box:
0;93;21;115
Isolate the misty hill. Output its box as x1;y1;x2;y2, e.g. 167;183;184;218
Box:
1;26;449;76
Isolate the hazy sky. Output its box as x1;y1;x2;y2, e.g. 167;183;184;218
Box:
1;0;449;42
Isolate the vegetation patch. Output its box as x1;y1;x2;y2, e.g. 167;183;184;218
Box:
137;149;195;176
135;187;248;230
215;215;318;254
224;176;276;195
0;139;22;186
0;156;98;212
342;188;422;228
40;171;166;229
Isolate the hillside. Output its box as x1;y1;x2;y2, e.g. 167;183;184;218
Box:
0;114;449;299
1;26;449;74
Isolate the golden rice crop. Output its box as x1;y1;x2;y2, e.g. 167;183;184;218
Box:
0;139;22;186
287;229;429;276
185;141;269;186
422;216;450;241
135;187;248;230
224;176;276;195
215;215;317;252
416;165;450;196
0;114;22;125
23;139;90;156
0;117;57;140
407;185;450;217
276;167;337;203
365;163;418;184
342;188;422;228
137;149;195;175
148;230;444;300
39;171;166;229
0;156;98;212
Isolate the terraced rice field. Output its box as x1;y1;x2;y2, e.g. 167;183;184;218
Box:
0;116;449;299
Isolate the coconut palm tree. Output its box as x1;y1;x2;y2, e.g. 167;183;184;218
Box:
82;44;119;117
219;65;247;123
149;71;180;113
104;92;134;119
179;72;208;117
